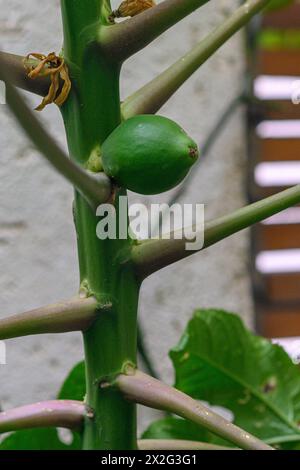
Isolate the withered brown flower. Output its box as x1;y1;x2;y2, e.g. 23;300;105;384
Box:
24;52;71;111
110;0;156;20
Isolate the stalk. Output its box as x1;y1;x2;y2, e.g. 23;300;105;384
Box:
0;297;98;340
0;401;85;433
133;183;300;279
60;1;139;450
116;370;273;451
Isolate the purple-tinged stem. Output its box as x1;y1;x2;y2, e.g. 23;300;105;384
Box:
0;400;87;433
115;369;273;451
0;297;99;340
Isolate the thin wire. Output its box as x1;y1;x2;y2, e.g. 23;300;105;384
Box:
137;92;244;377
152;93;244;237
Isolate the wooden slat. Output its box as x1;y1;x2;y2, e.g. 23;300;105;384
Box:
256;138;300;162
255;223;300;250
255;224;300;251
250;183;289;201
262;101;300;120
259;306;300;338
262;4;300;29
257;51;300;76
260;272;300;302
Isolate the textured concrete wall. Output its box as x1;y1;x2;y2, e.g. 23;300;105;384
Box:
0;0;253;433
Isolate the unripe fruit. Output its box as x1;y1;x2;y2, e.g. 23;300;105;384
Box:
101;115;199;195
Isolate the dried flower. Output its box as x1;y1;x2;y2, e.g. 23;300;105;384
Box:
110;0;156;20
24;52;71;111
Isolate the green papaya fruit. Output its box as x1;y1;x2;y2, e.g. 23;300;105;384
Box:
101;115;199;195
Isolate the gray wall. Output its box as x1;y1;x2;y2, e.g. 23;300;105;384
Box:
0;0;253;432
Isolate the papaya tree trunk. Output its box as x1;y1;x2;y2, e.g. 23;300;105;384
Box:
60;0;139;450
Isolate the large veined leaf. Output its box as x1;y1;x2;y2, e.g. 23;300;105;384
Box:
0;428;81;450
170;309;300;447
58;361;85;401
142;416;233;447
143;416;212;441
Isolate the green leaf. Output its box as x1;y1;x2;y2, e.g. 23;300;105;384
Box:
258;29;300;51
143;417;210;441
58;361;86;401
170;309;300;447
142;416;233;447
0;428;81;450
267;0;294;11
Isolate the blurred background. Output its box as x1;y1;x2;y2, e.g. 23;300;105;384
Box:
247;3;300;339
0;0;299;431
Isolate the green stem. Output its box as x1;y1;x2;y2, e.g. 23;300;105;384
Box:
115;369;273;450
60;0;139;450
101;0;210;63
132;184;300;279
122;0;271;117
